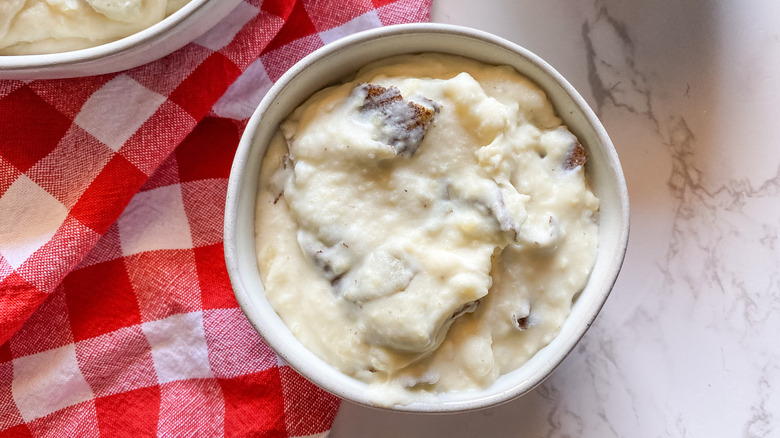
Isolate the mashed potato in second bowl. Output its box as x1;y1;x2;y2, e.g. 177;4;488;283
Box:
255;53;600;405
0;0;190;55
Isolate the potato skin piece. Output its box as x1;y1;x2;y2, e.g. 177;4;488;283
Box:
564;140;587;170
358;83;439;158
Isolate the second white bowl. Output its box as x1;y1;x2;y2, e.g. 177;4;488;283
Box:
0;0;242;79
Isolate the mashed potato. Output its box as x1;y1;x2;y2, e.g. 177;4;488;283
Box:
255;53;599;405
0;0;189;55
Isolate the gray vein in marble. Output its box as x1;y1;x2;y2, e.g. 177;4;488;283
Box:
585;333;639;436
581;1;780;324
575;1;780;436
537;382;585;438
663;113;780;315
744;364;774;438
581;6;658;131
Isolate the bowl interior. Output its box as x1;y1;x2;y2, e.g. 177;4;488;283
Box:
225;23;629;413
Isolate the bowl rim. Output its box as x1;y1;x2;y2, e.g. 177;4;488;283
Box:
0;0;212;70
225;22;630;413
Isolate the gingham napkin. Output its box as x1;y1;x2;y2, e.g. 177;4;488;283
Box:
0;0;431;435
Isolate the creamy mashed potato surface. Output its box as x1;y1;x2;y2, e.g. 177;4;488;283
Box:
255;53;599;405
0;0;190;55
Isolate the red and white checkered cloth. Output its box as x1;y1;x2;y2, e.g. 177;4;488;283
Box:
0;0;431;435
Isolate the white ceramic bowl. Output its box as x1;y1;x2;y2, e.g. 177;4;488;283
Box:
224;23;630;413
0;0;242;79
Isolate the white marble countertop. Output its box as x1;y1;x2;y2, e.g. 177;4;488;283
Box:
331;0;780;436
